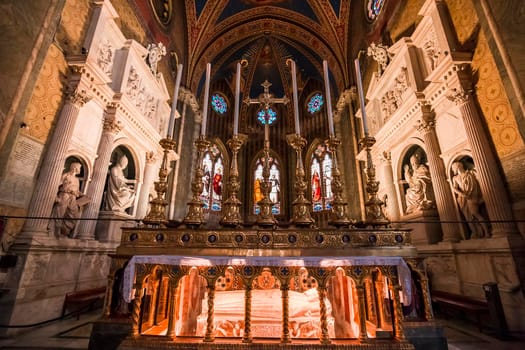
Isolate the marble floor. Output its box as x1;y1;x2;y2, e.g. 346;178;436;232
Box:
0;310;523;350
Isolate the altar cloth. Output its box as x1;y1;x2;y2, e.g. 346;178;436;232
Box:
122;255;412;302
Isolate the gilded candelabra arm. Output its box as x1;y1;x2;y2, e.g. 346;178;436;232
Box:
183;135;210;227
286;134;314;227
359;136;389;226
220;134;247;227
326;137;351;227
143;137;176;226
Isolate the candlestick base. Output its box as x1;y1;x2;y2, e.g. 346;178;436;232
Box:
183;136;210;228
142;137;176;227
220;134;247;227
286;134;315;227
326;137;352;228
360;136;389;227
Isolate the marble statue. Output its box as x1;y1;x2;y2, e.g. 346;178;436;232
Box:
105;155;136;212
146;42;166;76
404;153;433;214
367;42;392;76
451;161;490;238
49;162;90;238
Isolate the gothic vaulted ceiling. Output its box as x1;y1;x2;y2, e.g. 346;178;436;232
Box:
183;0;353;99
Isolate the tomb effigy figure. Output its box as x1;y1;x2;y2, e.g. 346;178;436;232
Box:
49;162;89;237
404;153;433;214
451;161;490;238
106;155;136;212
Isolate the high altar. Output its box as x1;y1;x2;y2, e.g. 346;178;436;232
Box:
90;65;440;350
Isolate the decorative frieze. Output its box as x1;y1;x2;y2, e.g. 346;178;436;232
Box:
125;66;159;120
97;39;113;77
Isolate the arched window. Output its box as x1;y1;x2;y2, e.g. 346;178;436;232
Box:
211;93;228;115
253;156;281;215
200;143;224;211
366;0;385;21
307;92;324;114
310;143;333;212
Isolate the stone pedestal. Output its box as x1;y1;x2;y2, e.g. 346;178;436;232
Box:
95;211;136;243
402;209;442;245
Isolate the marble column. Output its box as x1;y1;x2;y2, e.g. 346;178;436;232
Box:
280;283;291;343
447;69;518;236
166;283;178;337
135;151;158;219
389;275;405;341
416;101;462;242
21;87;91;240
380;152;400;221
76;104;122;240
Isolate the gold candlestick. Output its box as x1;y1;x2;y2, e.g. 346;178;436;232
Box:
326;137;351;227
142;137;176;226
360;135;389;226
220;134;247;227
286;134;314;227
256;147;277;227
183;135;210;227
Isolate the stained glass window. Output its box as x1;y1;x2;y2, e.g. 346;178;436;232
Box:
257;108;277;125
307;93;324;114
310;143;333;211
211;94;227;114
253;156;280;215
199;143;223;211
367;0;385;20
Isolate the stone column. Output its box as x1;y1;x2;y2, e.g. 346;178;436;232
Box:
389;274;405;341
281;283;291;343
416;101;462;242
203;285;215;342
135;151;158;219
166;283;178;337
242;285;253;343
20;87;91;240
76;104;122;240
132;282;144;336
317;286;331;344
447;67;518;236
380;152;400;221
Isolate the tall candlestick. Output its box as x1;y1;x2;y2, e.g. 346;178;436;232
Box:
290;59;301;136
354;58;369;135
168;64;183;139
233;62;241;136
323;60;335;137
201;63;211;136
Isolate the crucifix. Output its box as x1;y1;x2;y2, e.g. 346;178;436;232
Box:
244;80;289;226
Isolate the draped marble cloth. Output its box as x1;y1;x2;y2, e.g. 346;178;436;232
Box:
123;255;412;303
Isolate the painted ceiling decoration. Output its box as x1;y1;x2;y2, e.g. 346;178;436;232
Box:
183;0;352;103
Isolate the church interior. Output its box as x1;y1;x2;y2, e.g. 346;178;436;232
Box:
0;0;524;349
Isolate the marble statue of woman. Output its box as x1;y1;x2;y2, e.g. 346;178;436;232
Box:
404;153;433;214
451;161;490;238
49;162;89;238
106;155;136;212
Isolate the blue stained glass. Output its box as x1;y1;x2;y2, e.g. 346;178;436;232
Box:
257;108;277;125
367;0;385;20
307;93;324;114
211;94;227;114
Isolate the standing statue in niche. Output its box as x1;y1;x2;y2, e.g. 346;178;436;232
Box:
106;155;136;213
49;162;90;238
404;153;433;214
451;161;490;238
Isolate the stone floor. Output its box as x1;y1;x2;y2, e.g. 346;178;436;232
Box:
0;310;523;350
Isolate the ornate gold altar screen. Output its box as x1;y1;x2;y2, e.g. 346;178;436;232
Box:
102;61;436;349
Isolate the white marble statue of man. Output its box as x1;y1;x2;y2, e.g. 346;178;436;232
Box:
106;155;136;212
49;162;89;238
451;161;490;238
